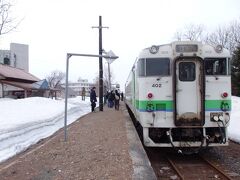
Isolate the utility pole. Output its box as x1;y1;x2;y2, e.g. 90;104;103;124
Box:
92;16;108;111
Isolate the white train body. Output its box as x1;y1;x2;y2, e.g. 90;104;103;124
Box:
125;41;231;148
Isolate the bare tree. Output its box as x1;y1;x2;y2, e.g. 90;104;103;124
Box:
46;70;65;89
229;19;240;45
174;24;205;41
228;20;240;53
205;19;240;53
183;24;204;41
205;26;230;49
0;0;20;36
174;31;183;41
174;19;240;54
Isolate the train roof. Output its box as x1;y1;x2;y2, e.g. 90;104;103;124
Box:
139;41;231;58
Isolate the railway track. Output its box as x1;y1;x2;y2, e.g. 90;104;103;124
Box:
127;105;240;179
166;153;233;180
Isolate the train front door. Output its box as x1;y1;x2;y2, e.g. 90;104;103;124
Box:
174;58;204;126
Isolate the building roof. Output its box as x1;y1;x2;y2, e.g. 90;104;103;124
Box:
1;79;50;90
32;79;49;89
0;64;39;83
1;80;35;90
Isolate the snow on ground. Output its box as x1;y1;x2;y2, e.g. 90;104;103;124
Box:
228;96;240;143
0;96;239;163
0;96;95;163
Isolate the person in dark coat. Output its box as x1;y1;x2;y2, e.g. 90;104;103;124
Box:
114;90;120;110
104;91;109;105
108;90;115;108
90;87;97;112
120;92;124;101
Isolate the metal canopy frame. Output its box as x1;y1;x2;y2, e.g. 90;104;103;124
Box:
64;53;118;141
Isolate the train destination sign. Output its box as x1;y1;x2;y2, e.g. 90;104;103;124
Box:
176;44;198;53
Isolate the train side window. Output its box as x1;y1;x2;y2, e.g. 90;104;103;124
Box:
146;58;170;76
137;58;145;76
205;58;227;75
179;62;195;81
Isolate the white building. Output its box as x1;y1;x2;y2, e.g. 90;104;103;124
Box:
0;43;29;72
68;78;95;96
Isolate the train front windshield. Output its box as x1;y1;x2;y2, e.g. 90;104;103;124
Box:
204;58;228;75
137;58;170;76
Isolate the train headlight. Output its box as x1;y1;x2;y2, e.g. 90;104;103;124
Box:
210;112;223;122
221;92;228;98
147;92;153;99
149;45;159;54
213;116;219;121
218;115;224;121
215;45;223;53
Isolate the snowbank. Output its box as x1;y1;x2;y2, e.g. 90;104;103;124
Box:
0;97;91;162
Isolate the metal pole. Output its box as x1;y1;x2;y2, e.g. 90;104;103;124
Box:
92;16;109;111
99;16;103;111
107;61;111;91
64;54;70;142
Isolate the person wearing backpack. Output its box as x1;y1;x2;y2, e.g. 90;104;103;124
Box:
114;90;120;110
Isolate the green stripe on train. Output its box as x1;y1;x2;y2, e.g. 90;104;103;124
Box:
134;99;231;110
205;99;231;109
135;100;173;110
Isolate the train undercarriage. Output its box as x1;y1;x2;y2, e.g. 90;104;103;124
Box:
147;127;227;147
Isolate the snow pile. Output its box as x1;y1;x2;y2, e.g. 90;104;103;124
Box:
228;96;240;143
0;97;92;163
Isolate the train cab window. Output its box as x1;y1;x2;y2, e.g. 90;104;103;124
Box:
146;58;170;76
137;58;145;76
179;62;195;81
137;58;170;76
205;58;227;75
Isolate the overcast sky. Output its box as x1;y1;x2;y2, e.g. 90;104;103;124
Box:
0;0;240;91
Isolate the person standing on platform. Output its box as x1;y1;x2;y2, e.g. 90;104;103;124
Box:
114;90;120;110
105;91;110;105
90;87;97;112
120;92;124;101
81;87;86;101
108;90;114;108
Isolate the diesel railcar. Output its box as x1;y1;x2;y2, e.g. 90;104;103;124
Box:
125;41;231;151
